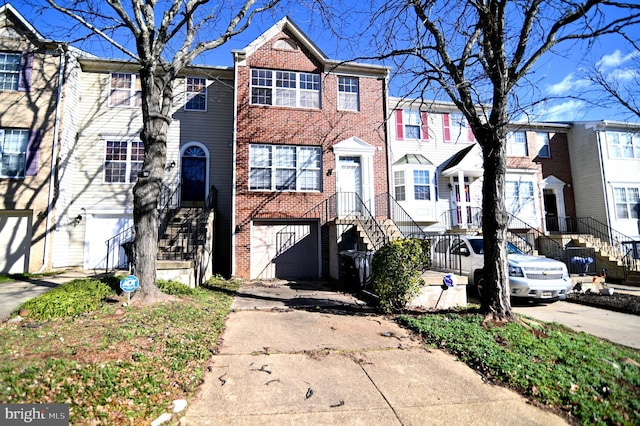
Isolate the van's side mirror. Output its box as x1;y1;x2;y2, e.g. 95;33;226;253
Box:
459;247;470;256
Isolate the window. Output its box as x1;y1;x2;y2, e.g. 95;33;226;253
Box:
0;52;21;91
608;132;640;159
0;129;29;178
614;187;639;219
507;131;528;156
104;140;145;183
506;180;535;216
109;73;142;107
413;170;431;200
394;170;405;201
448;113;466;143
251;69;320;108
185;77;207;111
338;76;359;111
395;109;428;140
536;132;550;158
249;144;321;191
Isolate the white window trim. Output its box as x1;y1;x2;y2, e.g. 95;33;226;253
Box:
249;144;322;192
337;76;359;112
536;132;551;158
250;68;321;109
108;73;142;108
184;77;208;112
507;131;528;156
102;139;144;184
0;52;21;91
0;128;29;178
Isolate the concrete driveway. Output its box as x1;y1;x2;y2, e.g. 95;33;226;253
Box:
182;280;567;425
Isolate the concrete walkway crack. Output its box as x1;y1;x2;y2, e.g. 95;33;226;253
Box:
358;360;404;425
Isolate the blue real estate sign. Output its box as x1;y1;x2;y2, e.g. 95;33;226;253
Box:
119;275;139;293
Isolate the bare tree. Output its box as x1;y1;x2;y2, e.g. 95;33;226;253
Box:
364;0;640;322
43;0;281;303
583;35;640;119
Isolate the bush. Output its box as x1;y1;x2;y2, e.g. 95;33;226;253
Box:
370;238;431;313
15;279;116;320
157;279;197;295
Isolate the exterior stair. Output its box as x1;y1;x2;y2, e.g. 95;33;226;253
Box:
352;217;403;251
566;234;635;282
158;208;200;261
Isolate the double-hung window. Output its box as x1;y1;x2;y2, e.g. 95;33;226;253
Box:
0;52;21;90
104;140;145;183
608;132;640;159
109;73;142;107
614;187;640;219
338;76;359;111
185;77;207;111
536;132;551;158
413;170;431;200
506;131;528;156
0;129;29;178
249;144;321;191
506;180;534;216
394;170;405;201
251;69;320;108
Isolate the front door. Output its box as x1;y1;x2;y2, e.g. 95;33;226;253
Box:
181;147;207;207
452;182;471;227
543;190;559;232
337;156;362;216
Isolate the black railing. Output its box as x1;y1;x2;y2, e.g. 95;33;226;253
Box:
375;193;428;239
438;207;483;231
105;226;134;272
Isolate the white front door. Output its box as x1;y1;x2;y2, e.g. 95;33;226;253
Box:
337;156;362;216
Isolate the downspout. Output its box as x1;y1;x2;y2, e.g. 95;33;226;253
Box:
382;70;392;220
230;51;239;277
594;126;612;230
39;44;66;273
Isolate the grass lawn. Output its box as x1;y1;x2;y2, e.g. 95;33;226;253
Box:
399;309;640;425
0;276;238;425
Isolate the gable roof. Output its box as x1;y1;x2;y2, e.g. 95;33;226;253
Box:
441;144;484;178
234;16;389;77
0;3;47;43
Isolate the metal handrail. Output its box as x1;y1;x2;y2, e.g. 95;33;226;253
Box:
375;192;427;239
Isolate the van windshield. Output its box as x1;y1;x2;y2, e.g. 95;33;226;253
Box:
468;239;523;255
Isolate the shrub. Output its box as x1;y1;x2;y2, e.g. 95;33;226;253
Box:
370;238;431;313
157;279;197;295
15;279;116;320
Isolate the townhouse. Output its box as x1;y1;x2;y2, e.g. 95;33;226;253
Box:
2;3;638;283
0;4;77;273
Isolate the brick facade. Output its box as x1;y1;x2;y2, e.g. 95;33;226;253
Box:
233;23;389;278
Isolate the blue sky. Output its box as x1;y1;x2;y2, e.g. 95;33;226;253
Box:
14;0;640;123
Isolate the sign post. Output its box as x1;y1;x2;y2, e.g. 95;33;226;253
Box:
119;275;139;304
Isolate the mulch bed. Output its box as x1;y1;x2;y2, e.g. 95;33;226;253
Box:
566;291;640;316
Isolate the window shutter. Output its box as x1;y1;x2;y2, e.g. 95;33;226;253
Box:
395;109;404;140
443;113;451;142
25;130;41;176
18;52;34;92
468;120;475;142
420;111;429;141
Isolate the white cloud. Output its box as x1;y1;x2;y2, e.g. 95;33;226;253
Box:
608;68;638;82
596;50;639;70
531;100;587;122
546;73;591;96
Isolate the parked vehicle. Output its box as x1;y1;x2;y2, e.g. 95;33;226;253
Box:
432;235;571;301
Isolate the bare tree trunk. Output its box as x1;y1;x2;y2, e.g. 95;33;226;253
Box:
478;124;517;322
131;68;173;303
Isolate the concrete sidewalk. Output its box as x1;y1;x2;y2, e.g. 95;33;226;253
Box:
0;269;96;321
182;281;567;425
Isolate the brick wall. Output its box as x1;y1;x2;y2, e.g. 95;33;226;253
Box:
233;29;388;278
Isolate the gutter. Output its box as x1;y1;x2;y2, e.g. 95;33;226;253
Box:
38;44;66;273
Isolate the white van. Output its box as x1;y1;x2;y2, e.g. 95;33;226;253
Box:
432;235;571;301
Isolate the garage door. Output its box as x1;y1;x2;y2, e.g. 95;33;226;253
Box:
0;211;32;274
84;214;133;270
251;220;319;280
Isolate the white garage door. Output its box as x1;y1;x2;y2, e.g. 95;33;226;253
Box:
251;220;319;280
0;211;32;274
84;214;133;270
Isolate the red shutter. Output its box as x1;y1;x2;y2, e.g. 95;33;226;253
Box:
25;130;41;176
443;113;451;143
467;120;475;142
18;52;33;92
420;111;429;141
395;110;404;140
